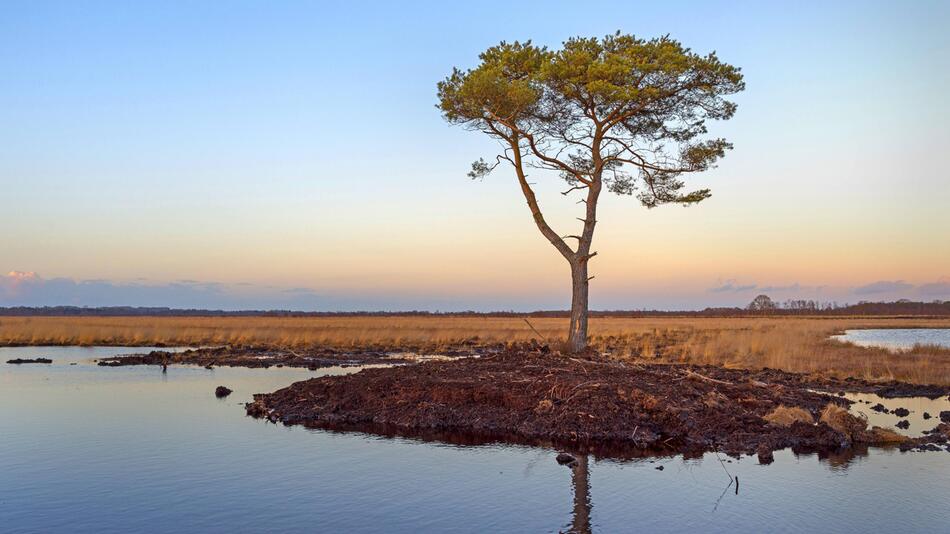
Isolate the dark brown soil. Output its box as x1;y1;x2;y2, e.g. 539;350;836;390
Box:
683;365;950;399
244;350;946;458
96;344;496;370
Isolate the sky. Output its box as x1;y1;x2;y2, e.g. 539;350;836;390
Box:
2;1;949;311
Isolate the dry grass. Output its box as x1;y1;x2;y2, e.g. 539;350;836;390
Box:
820;403;867;439
763;403;908;443
818;403;909;444
1;315;949;384
635;317;950;386
863;426;908;444
763;405;814;426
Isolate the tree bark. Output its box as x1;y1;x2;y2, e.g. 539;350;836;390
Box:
568;260;589;353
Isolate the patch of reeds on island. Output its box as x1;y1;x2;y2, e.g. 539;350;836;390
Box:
764;403;907;444
819;403;908;444
763;405;814;426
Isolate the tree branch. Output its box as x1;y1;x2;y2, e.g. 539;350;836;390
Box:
561;185;587;196
509;135;576;260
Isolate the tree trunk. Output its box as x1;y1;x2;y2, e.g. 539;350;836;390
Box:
568;259;589;353
504;133;599;354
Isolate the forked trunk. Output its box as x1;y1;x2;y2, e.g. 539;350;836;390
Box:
568;260;589;353
504;133;599;355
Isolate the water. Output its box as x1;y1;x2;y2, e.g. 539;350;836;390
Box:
844;392;950;437
2;347;949;533
833;328;950;350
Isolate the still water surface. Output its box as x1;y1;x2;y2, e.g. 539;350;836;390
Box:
2;346;949;533
833;328;950;350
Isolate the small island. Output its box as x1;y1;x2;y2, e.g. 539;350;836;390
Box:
6;358;52;364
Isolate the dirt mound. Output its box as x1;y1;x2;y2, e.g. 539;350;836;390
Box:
246;351;868;457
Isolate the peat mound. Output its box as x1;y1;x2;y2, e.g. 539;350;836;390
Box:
244;351;938;457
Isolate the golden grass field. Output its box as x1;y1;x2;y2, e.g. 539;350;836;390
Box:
2;315;949;385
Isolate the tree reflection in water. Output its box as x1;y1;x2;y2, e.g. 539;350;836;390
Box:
566;454;592;534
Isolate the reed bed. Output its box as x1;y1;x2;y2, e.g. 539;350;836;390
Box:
2;315;949;385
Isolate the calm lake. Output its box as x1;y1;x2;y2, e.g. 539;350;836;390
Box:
2;346;949;533
833;328;950;350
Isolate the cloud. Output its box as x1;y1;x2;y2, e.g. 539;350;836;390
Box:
852;280;914;295
758;283;803;292
919;277;950;298
0;270;579;312
1;271;39;299
283;287;320;294
708;279;758;293
0;272;326;310
4;271;945;312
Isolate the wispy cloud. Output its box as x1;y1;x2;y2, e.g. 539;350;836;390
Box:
758;283;803;292
708;279;758;293
0;272;325;310
852;280;914;295
0;271;561;312
919;277;950;298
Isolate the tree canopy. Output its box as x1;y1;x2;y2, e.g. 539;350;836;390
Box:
748;294;778;311
437;33;745;209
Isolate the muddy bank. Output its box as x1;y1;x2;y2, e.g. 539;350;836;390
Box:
684;365;950;399
245;350;950;457
6;358;52;364
96;344;497;370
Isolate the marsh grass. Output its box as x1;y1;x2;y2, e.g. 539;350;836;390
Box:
820;403;867;439
763;405;814;426
1;315;949;384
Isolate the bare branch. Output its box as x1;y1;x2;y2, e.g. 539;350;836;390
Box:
522;132;592;186
561;185;587;196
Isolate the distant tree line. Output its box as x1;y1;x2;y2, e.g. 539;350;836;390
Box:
743;295;950;316
1;300;948;318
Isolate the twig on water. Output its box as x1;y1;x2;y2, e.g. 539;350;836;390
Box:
714;448;735;482
711;477;735;513
710;447;739;511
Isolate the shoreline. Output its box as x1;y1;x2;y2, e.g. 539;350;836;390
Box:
92;344;499;370
243;349;950;459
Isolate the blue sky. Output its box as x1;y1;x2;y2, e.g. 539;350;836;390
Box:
2;1;949;310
